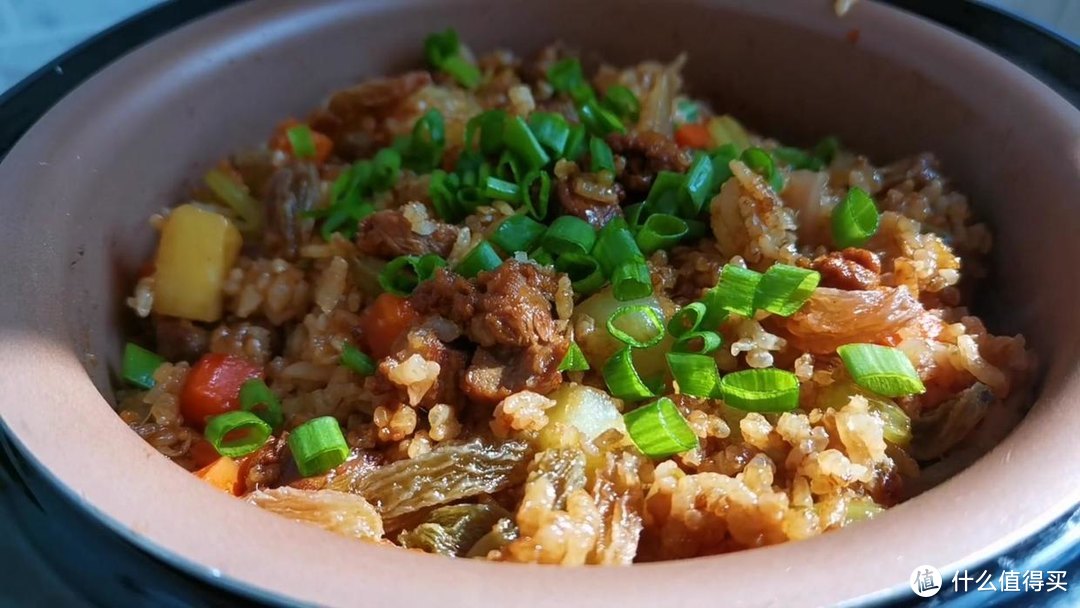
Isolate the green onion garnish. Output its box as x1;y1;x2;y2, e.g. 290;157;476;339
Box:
674;98;701;125
644;170;684;215
772;146;824;171
603;348;658;402
555;253;605;296
832;187;880;248
672;330;723;355
527;112;571;156
547;58;592;103
623;397;698;459
754;264;820;317
611;260;653;301
466;110;508;155
592;219;642;276
455;241;503;278
529;247;555;267
286;124;317;159
715;264;763;317
589;136;616;173
557;341;590;372
288;416;349;477
429;169;460;221
122;343;164;389
741;147;784;193
341;343;377;376
719;368;801;412
238;379;284;432
579;100;625;136
709;143;738;187
680;152;715;214
813;136;841;164
624;202;645;228
602;85;640;123
490;214;547;254
606;305;665;349
521;169;552;220
423;28;481;89
563;125;588;161
504;115;550;172
698;287;731;330
837;344;926;397
495;150;522;182
205;411;272;458
440;55;482;89
542;215;596;256
667;302;707;338
370;148;402;191
378;254;447;296
667;352;722;398
483;176;522;204
204;169;262;233
636;213;688;256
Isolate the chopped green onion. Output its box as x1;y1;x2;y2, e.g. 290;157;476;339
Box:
606;305;665;348
521;169;552;220
288;416;349;477
623;397;698;459
555;253;605;296
205;411;271;458
624;202;645;228
684;219;708;241
674;98;700;125
429;169;460;221
592;218;642;276
772;146;824;171
680;153;715;214
644;171;685;215
542;215;596;256
636;213;688;255
578;100;625;136
667;302;706;338
370;148;402;191
547;58;592;103
715;264;762;317
286;124;317;159
483;176;522;204
456;185;485;213
557;342;590;372
455;241;503;278
589;136;615;173
813;136;841;164
603;348;658;402
611;260;653;301
319;201;374;242
490;214;547;254
341;343;377;376
379;254;446;296
601;85;640;123
672;330;723;355
423;29;480;89
440;55;482;89
719;368;801;412
837;344;926;397
467;110;507;155
401;110;446;172
122;342;164;389
204;169;262;232
495;150;522;182
832;187;880;248
529;247;554;267
709;144;738;187
562;125;587;161
699;287;731;330
755;264;820;317
741;147;784;193
527;112;571;156
239;379;284;432
667;353;722;398
504;116;550;171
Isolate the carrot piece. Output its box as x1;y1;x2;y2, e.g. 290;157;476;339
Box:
180;353;263;427
194;456;242;496
357;293;420;359
675;123;713;149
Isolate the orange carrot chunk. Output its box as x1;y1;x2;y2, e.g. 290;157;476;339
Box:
357;293;421;359
180;353;263;427
675;123;713;150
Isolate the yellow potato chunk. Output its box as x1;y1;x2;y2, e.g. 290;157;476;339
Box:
152;204;242;322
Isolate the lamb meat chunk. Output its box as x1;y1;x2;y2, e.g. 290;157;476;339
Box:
606;130;691;194
462;343;568;405
261;161;320;260
355;209;459;260
154;316;209;363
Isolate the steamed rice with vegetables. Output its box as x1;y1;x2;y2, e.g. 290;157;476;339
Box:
116;30;1035;563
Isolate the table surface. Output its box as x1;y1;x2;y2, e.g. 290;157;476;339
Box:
0;1;1075;606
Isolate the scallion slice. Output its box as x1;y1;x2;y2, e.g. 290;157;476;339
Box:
547;58;590;100
644;170;685;215
341;343;377;376
715;264;762;317
401;110;446;172
698;287;731;330
592;219;642;276
286;124;317;159
710;144;738;188
667;352;722;398
589;136;616;173
529;247;555;267
521;169;552;220
672;330;723;355
602;85;640;123
205;411;272;458
542;215;596;256
423;29;481;89
755;264;820;317
288;416;349;477
440;54;482;89
719;368;801;412
680;152;715;214
504;116;550;172
562;125;587;161
239;379;284;432
623;397;698;459
579;100;625;136
667;302;707;338
606;305;665;348
624;202;645;228
483;176;522;204
837;344;926;397
378;254;446;296
204;169;262;233
490;214;547;254
611;260;653;301
814;136;841;164
832;187;880;248
455;241;503;278
602;348;658;402
741;147;784;193
466;109;507;155
528;112;571;156
122;343;164;389
557;341;590;372
370;148;402;191
495;149;522;182
429;169;461;221
636;213;688;256
555;253;604;296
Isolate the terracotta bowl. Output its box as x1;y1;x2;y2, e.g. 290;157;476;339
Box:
0;0;1077;605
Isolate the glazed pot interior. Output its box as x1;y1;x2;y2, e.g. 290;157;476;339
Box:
0;0;1077;606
